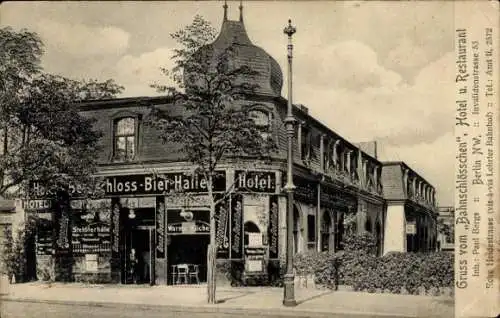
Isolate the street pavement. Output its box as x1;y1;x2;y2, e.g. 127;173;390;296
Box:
0;278;454;318
1;301;416;318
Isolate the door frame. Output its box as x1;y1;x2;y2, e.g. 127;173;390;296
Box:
124;225;155;285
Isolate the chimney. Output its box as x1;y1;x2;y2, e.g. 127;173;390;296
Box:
296;104;308;114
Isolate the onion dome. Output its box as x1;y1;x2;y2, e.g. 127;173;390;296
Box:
201;2;283;97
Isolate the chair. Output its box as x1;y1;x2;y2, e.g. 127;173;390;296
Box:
176;264;189;285
171;265;178;285
189;264;200;284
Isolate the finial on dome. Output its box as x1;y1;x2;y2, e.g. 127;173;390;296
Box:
223;0;228;21
239;0;243;22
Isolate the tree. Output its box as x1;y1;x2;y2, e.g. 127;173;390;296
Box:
437;218;453;244
0;27;123;199
146;15;275;304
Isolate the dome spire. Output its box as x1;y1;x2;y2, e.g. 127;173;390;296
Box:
223;0;228;21
239;0;243;22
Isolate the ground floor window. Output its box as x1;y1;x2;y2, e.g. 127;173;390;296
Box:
320;211;332;252
307;214;316;250
293;205;300;254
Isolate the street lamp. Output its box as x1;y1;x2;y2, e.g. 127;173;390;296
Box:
282;18;297;307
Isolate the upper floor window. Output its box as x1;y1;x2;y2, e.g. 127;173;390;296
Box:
301;126;311;161
114;117;136;161
249;110;272;141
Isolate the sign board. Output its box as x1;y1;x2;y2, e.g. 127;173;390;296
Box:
36;225;53;255
406;222;417;235
214;195;230;258
230;194;243;259
166;210;210;234
103;172;226;196
156;196;165;258
23;200;52;210
85;254;98;272
72;224;111;254
247;260;263;272
268;195;279;259
234;171;276;193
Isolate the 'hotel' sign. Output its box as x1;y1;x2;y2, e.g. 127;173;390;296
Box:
234;171;276;193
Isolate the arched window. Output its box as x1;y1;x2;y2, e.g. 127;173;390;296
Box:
114;117;136;161
249;109;272;141
244;221;261;247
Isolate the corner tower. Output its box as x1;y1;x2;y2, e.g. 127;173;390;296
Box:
207;1;283;97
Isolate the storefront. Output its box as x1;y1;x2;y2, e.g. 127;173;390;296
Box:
28;169;282;285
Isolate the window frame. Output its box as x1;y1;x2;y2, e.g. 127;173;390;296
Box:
248;109;273;142
110;111;141;162
300;125;311;162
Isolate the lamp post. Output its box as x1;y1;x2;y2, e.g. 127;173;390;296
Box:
282;18;297;307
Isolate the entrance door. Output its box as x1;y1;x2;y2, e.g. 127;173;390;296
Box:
125;227;155;284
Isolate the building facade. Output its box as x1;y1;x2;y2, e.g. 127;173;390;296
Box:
380;162;439;254
22;8;438;285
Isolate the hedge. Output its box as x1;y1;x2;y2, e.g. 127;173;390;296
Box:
293;232;454;295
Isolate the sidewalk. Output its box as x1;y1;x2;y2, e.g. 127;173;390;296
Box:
0;279;454;318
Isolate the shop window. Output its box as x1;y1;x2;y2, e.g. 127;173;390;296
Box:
321;211;331;252
335;212;345;251
293;206;300;254
113;117;137;161
365;219;372;233
249;109;272;141
307;214;316;249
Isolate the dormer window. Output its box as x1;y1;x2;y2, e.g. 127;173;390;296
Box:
249;109;272;141
114;117;136;161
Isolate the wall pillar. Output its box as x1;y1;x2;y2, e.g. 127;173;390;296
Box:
383;204;406;254
356;199;367;234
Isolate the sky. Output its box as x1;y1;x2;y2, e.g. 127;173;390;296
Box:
1;1;455;206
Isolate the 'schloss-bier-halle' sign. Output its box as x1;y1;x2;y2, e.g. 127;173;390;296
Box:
103;172;226;195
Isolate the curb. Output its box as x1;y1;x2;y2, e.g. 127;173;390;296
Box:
0;296;418;318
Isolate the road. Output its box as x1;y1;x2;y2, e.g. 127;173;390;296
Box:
0;300;380;318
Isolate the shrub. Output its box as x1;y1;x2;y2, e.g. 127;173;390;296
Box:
294;251;341;289
292;242;454;294
1;222;35;283
267;259;285;287
348;251;454;294
343;231;378;254
215;260;245;286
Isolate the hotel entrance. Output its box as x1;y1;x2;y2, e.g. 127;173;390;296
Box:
124;226;154;284
121;205;156;285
